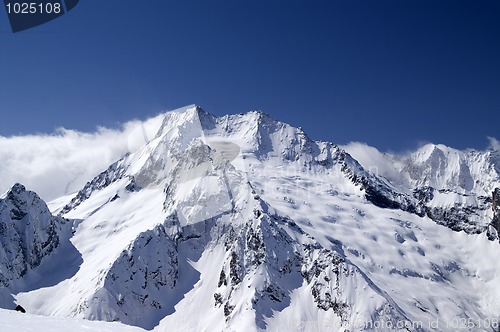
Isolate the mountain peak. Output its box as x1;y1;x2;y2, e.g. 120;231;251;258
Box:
0;183;68;291
8;183;27;196
154;105;215;140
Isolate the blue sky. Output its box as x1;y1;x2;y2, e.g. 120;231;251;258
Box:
1;0;499;152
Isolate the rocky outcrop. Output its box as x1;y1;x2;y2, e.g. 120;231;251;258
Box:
409;186;496;238
80;223;178;329
215;210;301;327
0;184;66;287
301;245;348;315
335;149;426;216
488;188;500;240
422;191;491;234
59;159;129;215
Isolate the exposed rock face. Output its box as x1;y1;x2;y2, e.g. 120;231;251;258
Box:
493;188;500;212
424;192;491;234
337;150;426;217
215;210;302;327
59;159;129;215
79;222;178;329
0;184;66;287
488;188;500;240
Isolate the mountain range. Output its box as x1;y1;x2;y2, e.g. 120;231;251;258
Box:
1;105;499;331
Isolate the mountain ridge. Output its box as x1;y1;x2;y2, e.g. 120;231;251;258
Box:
1;105;500;331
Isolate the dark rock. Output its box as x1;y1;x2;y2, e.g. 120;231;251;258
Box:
224;302;234;317
493;188;500;211
125;177;141;192
15;305;26;313
218;269;227;287
426;205;485;234
214;293;223;307
336;150;426;217
413;187;435;203
488;188;500;240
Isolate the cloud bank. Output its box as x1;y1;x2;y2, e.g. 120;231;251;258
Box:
488;137;500;151
0;114;165;202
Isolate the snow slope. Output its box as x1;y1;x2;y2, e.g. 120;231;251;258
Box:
0;308;145;332
1;106;500;331
0;184;77;297
344;142;500;236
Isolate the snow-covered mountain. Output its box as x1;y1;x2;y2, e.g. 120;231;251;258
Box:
344;142;500;236
1;105;500;331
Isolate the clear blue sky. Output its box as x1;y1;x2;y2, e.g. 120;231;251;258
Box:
1;0;499;152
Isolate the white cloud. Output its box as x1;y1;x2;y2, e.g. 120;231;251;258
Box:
488;137;500;151
0;113;165;202
340;141;404;185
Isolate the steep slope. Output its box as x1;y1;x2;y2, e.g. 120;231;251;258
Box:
491;188;500;238
402;144;499;196
404;144;500;236
0;184;75;292
5;106;500;331
344;142;500;237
